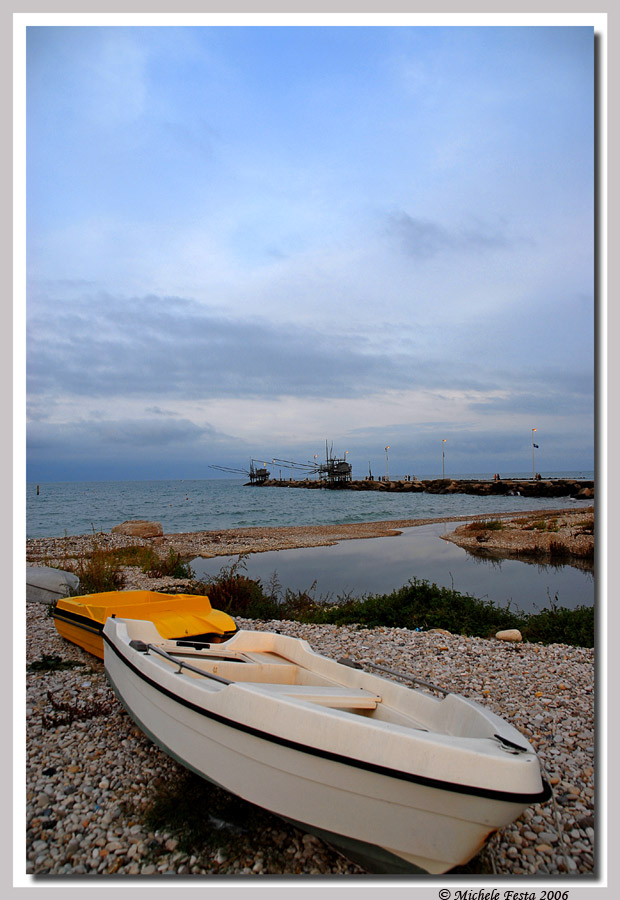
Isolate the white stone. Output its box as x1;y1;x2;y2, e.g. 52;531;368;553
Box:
495;629;523;642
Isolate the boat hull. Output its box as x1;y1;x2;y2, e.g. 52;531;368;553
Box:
27;566;80;604
53;590;237;659
104;623;550;874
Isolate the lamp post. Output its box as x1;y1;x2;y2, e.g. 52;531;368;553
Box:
442;439;447;479
531;429;537;480
385;446;390;481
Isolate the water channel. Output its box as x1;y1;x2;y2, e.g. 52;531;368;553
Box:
190;521;594;615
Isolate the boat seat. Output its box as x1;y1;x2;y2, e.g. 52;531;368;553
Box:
242;652;297;666
240;683;381;709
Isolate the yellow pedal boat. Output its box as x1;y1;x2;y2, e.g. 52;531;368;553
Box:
52;590;237;660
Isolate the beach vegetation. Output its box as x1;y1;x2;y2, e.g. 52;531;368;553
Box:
70;539;126;594
574;517;594;534
39;688;117;730
520;592;595;647
524;517;560;533
191;556;291;620
463;519;504;533
144;547;193;579
63;538;193;594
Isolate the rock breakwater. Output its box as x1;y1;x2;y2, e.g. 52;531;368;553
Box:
260;478;594;500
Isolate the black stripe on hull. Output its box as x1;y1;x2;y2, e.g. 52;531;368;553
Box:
53;609;104;635
103;633;552;807
53;609;237;644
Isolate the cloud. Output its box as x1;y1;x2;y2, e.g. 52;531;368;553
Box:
25;416;243;483
26;284;594;457
468;381;594;418
22;25;595;482
386;211;515;259
26;288;466;404
26;415;234;461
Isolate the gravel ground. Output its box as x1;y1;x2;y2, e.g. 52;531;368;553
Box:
24;600;596;879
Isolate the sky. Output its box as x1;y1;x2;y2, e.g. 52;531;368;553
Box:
23;20;596;482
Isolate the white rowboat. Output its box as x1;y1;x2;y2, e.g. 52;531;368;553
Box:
103;618;551;874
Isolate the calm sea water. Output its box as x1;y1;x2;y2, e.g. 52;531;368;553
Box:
25;473;593;539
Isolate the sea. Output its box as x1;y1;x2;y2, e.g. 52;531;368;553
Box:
26;472;593;539
25;472;595;614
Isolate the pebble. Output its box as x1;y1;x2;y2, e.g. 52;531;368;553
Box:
25;602;595;877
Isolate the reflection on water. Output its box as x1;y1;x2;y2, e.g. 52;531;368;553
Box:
459;544;594;576
190;522;594;615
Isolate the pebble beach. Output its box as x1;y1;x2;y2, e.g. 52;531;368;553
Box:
25;514;596;879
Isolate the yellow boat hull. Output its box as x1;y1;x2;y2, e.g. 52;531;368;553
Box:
53;589;237;659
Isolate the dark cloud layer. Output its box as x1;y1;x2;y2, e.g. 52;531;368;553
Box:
27;288;469;402
26;415;238;482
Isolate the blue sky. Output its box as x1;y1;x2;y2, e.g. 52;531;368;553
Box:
24;22;595;481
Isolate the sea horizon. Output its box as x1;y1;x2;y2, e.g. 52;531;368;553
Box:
27;468;594;486
25;472;594;540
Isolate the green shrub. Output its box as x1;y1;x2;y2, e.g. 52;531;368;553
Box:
521;596;595;647
307;579;523;637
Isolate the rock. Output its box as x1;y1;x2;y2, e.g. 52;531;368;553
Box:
576;487;594;499
537;831;558;844
111;520;163;538
536;843;554;855
495;629;523;642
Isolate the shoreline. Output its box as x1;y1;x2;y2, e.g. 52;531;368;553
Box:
26;507;594;595
27;506;592;562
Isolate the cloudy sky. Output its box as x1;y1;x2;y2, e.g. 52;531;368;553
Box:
24;20;595;482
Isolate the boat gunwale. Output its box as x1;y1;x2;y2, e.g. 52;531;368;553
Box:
103;630;552;806
53;606;238;642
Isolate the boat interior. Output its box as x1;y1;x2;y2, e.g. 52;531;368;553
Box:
113;620;520;742
127;634;441;729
